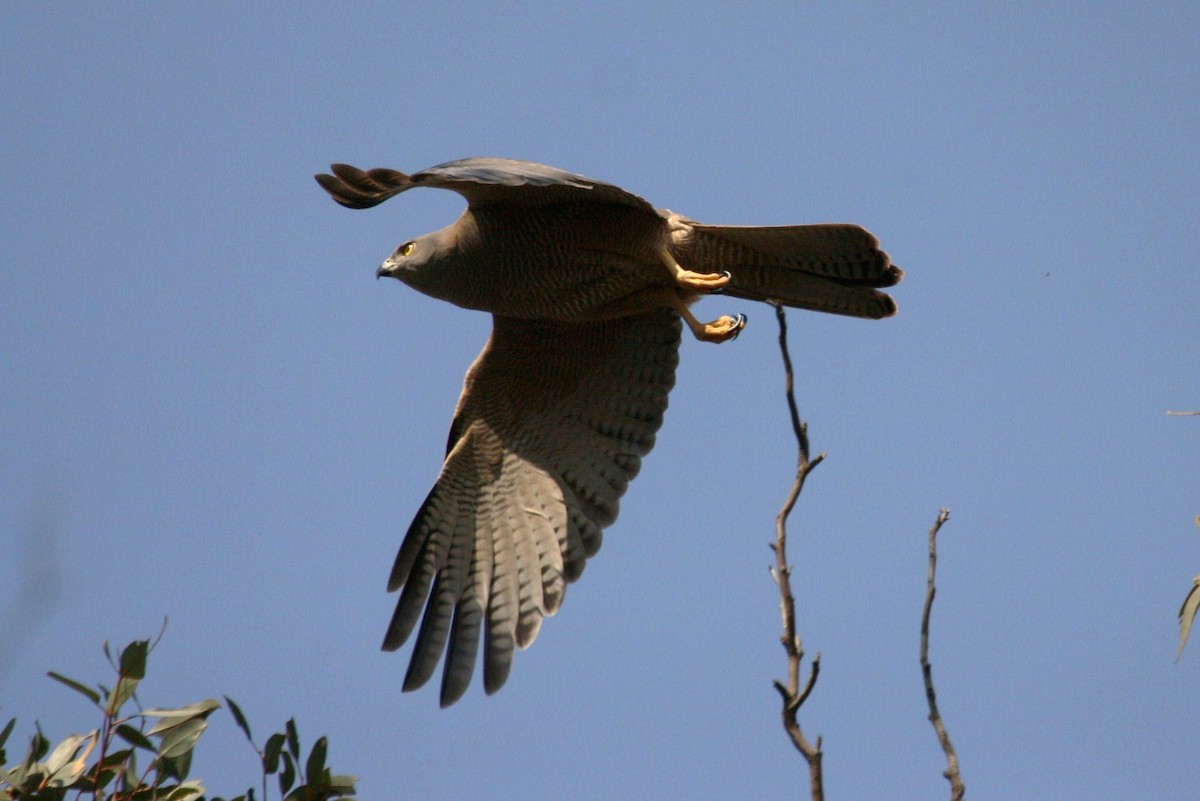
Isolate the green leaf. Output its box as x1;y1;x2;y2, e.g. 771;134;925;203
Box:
157;748;194;781
123;751;141;789
263;732;286;773
2;765;27;792
1177;575;1200;660
328;774;358;794
157;718;207;759
0;717;16;756
225;696;253;744
43;733;89;774
43;730;96;786
2;764;31;792
119;640;149;681
100;747;134;767
282;787;313;801
93;765;119;792
278;751;296;796
103;641;150;715
144;699;222;726
305;736;327;782
165;779;206;801
107;675;141;716
31;726;51;760
116;724;156;752
94;748;132;791
285;719;300;762
46;672;103;707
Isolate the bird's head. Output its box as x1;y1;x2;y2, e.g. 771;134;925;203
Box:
377;233;435;281
375;224;483;310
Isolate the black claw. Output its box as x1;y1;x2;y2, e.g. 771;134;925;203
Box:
710;271;734;295
730;313;746;340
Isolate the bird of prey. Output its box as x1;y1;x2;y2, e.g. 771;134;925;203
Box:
315;157;901;706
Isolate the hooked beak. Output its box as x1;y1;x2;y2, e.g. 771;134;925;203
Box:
376;258;399;280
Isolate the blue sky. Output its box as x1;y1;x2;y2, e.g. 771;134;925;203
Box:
2;3;1197;799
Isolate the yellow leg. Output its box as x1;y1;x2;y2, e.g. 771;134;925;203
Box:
669;294;746;344
589;283;745;344
659;247;730;292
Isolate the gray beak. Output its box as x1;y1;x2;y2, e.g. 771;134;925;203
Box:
376;259;398;280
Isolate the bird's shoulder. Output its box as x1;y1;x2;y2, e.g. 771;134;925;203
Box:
414;158;658;212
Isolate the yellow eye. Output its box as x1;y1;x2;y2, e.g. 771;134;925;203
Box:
400;241;416;257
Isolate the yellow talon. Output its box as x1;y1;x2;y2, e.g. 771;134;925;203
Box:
671;298;746;344
660;247;731;292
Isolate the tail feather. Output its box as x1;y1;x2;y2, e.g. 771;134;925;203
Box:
723;265;898;319
672;220;902;319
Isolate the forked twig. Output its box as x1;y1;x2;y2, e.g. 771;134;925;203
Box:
921;508;965;801
770;302;825;801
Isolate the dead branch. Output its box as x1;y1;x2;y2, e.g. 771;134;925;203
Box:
770;302;825;801
921;508;965;801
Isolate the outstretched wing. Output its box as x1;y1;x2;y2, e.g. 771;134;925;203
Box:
672;220;903;319
383;309;681;706
315;157;657;212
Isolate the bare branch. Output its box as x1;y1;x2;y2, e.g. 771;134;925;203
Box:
921;508;965;801
770;302;824;801
1167;410;1200;416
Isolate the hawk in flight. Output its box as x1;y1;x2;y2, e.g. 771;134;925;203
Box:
315;158;901;705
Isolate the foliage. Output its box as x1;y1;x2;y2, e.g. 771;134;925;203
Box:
0;638;356;801
1170;412;1199;661
1176;513;1200;661
1178;575;1200;661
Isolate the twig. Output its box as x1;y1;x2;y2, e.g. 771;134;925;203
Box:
921;508;964;801
1167;410;1200;416
770;302;825;801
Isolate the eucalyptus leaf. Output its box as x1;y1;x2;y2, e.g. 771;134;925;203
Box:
305;736;327;781
43;732;92;775
1177;575;1200;660
144;699;222;722
225;696;253;744
282;787;309;801
31;727;51;760
165;778;206;801
278;751;296;795
107;675;140;716
116;724;156;752
285;718;300;762
263;732;286;773
0;717;16;754
158;718;207;759
100;747;133;767
157;748;194;781
118;640;149;681
329;774;358;794
4;764;35;791
45;672;102;706
123;751;141;789
95;748;130;790
46;751;90;787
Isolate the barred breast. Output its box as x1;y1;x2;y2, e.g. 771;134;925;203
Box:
439;202;674;321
